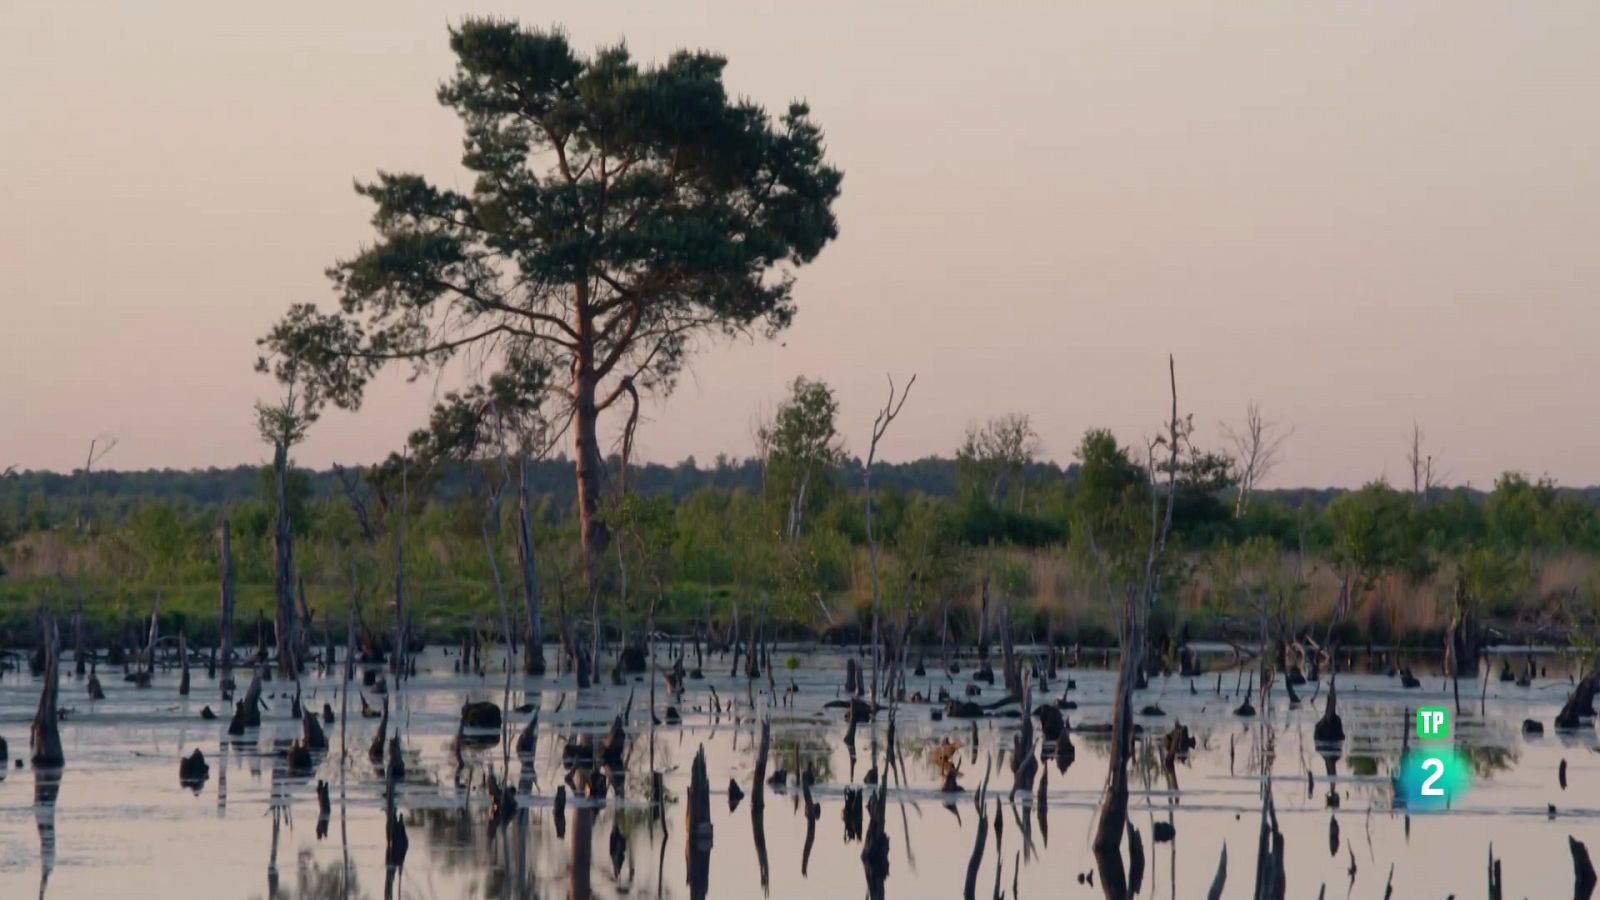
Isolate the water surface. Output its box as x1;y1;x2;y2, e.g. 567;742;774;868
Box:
0;646;1594;898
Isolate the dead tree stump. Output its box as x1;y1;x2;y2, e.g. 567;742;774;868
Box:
686;745;713;899
1556;672;1599;730
31;620;64;768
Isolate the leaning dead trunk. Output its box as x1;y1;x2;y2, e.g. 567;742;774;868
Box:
563;616;591;690
296;575;314;666
1093;588;1139;897
390;452;408;677
590;586;603;688
1010;681;1038;797
963;764;991;900
177;631;190;696
516;457;546;676
302;709;328;751
752;721;770;816
1095;356;1182;900
977;574;992;678
219;518;236;695
143;594;160;683
384;716;407;871
271;441;299;678
1556;670;1600;730
1206;845;1228;900
1570;837;1598;900
32;618;64;767
1251;782;1286;899
72;606;85;677
1450;577;1480;679
368;698;388;763
481;513;517;689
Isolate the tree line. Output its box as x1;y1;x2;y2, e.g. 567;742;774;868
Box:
8;381;1600;650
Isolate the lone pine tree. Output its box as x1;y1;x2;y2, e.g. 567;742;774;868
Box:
259;18;843;589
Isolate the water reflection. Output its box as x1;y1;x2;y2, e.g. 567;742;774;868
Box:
35;768;60;900
265;849;369;900
3;646;1600;898
569;805;593;899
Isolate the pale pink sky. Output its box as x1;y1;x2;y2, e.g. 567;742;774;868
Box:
3;2;1599;488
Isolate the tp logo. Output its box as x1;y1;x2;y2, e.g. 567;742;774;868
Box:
1402;707;1467;810
1416;706;1449;740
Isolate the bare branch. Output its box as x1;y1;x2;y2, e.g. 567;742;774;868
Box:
332;463;377;544
1405;421;1440;503
83;436;118;473
865;372;916;702
869;373;918;462
1222;401;1292;517
424;276;581;346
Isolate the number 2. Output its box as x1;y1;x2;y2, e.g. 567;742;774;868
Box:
1421;757;1445;796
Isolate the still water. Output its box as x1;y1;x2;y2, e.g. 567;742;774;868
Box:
0;646;1594;898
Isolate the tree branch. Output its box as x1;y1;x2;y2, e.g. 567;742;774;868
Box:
427;276;581;346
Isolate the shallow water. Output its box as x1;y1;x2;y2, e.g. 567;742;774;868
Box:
0;646;1596;898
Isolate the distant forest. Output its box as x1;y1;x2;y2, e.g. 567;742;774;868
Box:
2;454;1419;536
8;432;1600;652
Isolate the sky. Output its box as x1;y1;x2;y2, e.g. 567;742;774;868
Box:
3;1;1599;489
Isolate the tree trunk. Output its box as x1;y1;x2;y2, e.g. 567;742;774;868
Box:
686;745;713;899
517;458;545;675
1093;588;1139;897
391;452;408;677
940;601;951;672
271;441;298;678
482;517;516;682
729;603;741;678
73;604;85;677
573;365;609;583
865;459;882;701
144;594;160;682
1452;610;1480;678
32;618;64;767
563;615;591;690
1556;669;1600;730
178;631;190;696
752;720;770;816
590;587;603;688
1000;601;1021;697
978;575;991;672
296;574;313;666
219;519;235;694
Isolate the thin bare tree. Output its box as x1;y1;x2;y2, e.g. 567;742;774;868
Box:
1405;421;1438;504
331;464;377;544
75;436;118;534
1221;401;1290;517
257;371;316;679
866;373;916;702
390;450;408;678
1093;356;1182;896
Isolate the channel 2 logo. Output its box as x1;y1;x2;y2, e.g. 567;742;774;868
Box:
1398;706;1469;811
